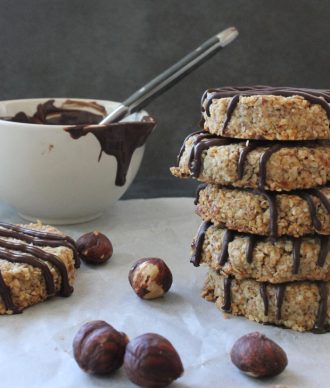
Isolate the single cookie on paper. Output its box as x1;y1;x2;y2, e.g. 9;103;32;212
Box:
0;222;79;315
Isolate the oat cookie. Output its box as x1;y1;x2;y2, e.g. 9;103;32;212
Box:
191;222;330;283
196;184;330;237
202;86;330;140
0;222;78;315
171;131;330;191
203;270;330;332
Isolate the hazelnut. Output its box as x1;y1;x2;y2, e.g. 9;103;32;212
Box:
73;320;128;375
76;231;113;264
230;332;288;378
128;258;173;299
124;333;184;387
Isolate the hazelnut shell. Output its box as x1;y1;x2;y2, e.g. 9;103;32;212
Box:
73;320;128;374
128;258;173;299
124;333;184;387
230;332;288;378
76;231;113;265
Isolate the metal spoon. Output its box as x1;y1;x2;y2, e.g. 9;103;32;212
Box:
99;26;239;124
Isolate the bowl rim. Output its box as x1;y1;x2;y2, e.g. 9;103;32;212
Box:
0;97;122;129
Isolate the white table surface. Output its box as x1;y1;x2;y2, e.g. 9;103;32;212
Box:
0;198;329;388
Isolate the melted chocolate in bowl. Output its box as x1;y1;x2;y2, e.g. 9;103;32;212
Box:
5;99;156;186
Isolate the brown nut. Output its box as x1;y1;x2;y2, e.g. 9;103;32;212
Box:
124;333;184;387
73;320;128;375
230;332;288;378
76;231;113;264
128;258;173;299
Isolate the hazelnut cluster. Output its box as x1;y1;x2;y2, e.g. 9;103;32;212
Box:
73;232;288;384
73;320;184;387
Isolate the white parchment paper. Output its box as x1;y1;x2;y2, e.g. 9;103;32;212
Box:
0;198;329;388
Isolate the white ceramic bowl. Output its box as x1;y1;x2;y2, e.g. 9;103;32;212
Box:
0;98;153;224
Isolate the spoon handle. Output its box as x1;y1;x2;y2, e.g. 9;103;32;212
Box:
100;26;238;125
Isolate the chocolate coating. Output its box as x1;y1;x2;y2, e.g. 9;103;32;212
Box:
124;333;184;387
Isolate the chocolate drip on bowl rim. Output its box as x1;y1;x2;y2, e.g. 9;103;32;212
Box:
3;99;156;188
65;116;156;186
5;99;106;125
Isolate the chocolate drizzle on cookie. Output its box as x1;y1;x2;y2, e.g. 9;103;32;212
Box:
315;283;329;331
190;221;212;267
217;230;235;266
191;221;329;276
195;185;330;237
236;140;259;179
318;236;329;267
0;222;78;314
178;131;327;191
222;276;233;311
185;132;232;178
254;190;278;238
292;239;302;274
0;222;79;268
245;235;257;263
202;86;330;131
221;276;329;330
0;272;20;314
259;283;269;316
275;284;286;320
194;183;207;205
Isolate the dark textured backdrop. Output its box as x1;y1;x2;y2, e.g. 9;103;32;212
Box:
1;0;329;198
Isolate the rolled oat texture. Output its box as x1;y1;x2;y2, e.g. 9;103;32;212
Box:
191;223;330;283
0;222;78;315
171;132;330;191
202;86;330;140
196;184;330;237
203;270;330;332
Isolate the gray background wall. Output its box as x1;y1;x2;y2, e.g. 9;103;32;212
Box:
1;0;329;198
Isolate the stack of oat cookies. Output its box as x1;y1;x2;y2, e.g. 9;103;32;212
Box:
171;86;330;332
